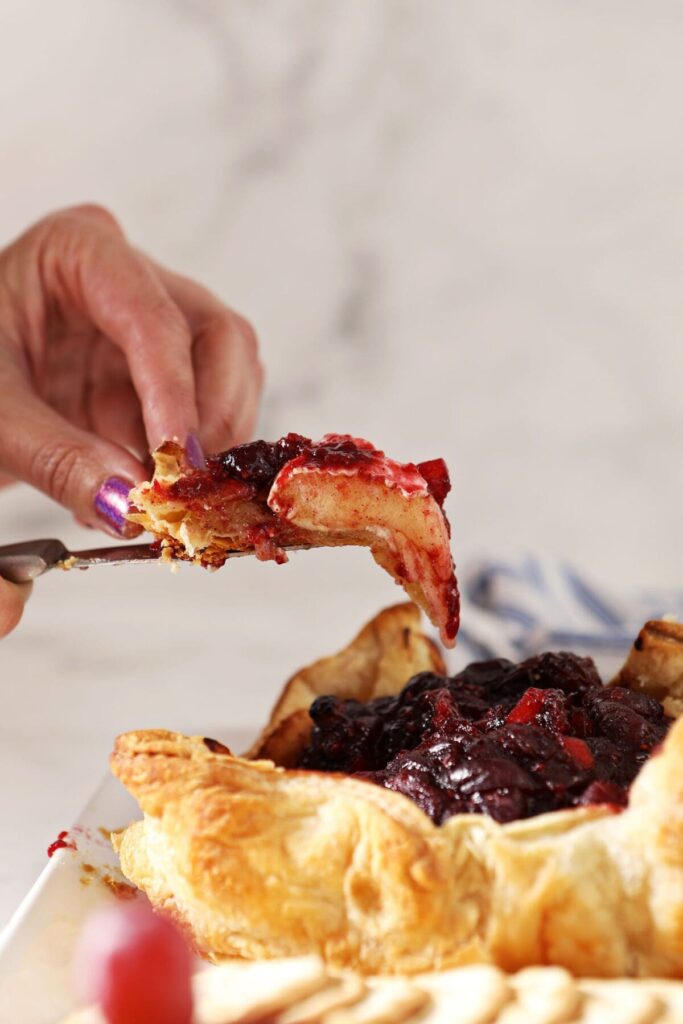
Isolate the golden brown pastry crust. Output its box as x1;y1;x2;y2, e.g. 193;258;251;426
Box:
111;611;683;978
248;604;445;765
611;619;683;718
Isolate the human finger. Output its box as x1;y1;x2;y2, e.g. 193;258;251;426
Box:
151;265;264;451
0;378;145;538
0;578;32;638
41;207;199;448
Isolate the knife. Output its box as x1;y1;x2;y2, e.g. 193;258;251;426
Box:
0;539;163;583
0;538;293;584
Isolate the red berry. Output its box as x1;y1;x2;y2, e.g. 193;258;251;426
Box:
506;688;546;725
560;736;595;770
416;458;451;505
75;902;193;1024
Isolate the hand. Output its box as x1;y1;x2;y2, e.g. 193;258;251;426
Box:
0;205;264;536
0;578;31;638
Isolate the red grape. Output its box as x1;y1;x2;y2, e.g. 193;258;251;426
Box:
74;901;193;1024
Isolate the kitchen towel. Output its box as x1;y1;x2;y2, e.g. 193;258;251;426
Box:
455;555;682;678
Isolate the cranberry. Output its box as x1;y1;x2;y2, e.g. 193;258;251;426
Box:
472;786;530;823
416;458;451;506
506;688;572;735
585;692;668;751
506;688;547;725
215;434;310;487
378;760;453;823
205;433;390;489
305;437;378;469
587;686;667;724
518;652;602;694
303;696;385;772
560;736;594;770
497;722;565;765
578;780;626;807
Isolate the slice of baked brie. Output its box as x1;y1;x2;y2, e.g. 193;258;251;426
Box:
111;608;683;978
127;434;459;647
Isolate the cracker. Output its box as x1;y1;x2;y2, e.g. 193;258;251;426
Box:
277;976;367;1023
57;962;683;1024
414;965;512;1024
194;955;328;1024
641;980;683;1022
500;966;580;1023
575;981;664;1024
322;977;428;1024
60;1012;105;1024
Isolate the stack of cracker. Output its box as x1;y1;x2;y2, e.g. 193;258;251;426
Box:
62;955;683;1024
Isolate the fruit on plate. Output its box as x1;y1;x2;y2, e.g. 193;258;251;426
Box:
127;434;459;646
73;902;193;1024
110;606;683;977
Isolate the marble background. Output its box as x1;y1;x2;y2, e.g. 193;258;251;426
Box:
1;0;683;924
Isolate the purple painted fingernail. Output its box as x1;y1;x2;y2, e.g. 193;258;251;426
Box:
185;430;207;470
94;477;140;538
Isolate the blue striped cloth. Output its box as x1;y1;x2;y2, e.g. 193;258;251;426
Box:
454;556;682;679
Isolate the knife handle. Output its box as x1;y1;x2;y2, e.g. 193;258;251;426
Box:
0;539;70;583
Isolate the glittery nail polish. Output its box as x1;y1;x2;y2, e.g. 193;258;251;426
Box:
94;477;140;538
185;430;207;470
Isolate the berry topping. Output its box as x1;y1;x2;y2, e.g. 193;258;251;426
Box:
214;433;310;486
300;652;673;824
176;433;433;498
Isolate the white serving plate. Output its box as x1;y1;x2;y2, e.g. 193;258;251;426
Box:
0;728;253;1024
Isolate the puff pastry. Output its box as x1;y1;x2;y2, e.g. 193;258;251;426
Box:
611;619;683;718
126;435;459;645
111;608;683;978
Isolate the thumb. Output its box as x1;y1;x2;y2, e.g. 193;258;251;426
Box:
0;578;31;637
0;391;146;538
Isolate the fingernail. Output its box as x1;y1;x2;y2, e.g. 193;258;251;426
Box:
94;477;141;538
185;430;207;470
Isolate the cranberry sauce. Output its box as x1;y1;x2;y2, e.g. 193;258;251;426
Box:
47;830;76;857
169;434;450;504
213;434;312;488
299;652;673;824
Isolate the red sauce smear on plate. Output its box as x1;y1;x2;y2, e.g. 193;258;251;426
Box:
47;830;77;857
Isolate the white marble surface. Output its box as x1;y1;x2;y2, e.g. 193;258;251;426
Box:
2;0;683;927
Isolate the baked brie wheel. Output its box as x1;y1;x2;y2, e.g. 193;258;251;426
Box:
111;610;683;978
126;434;459;646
